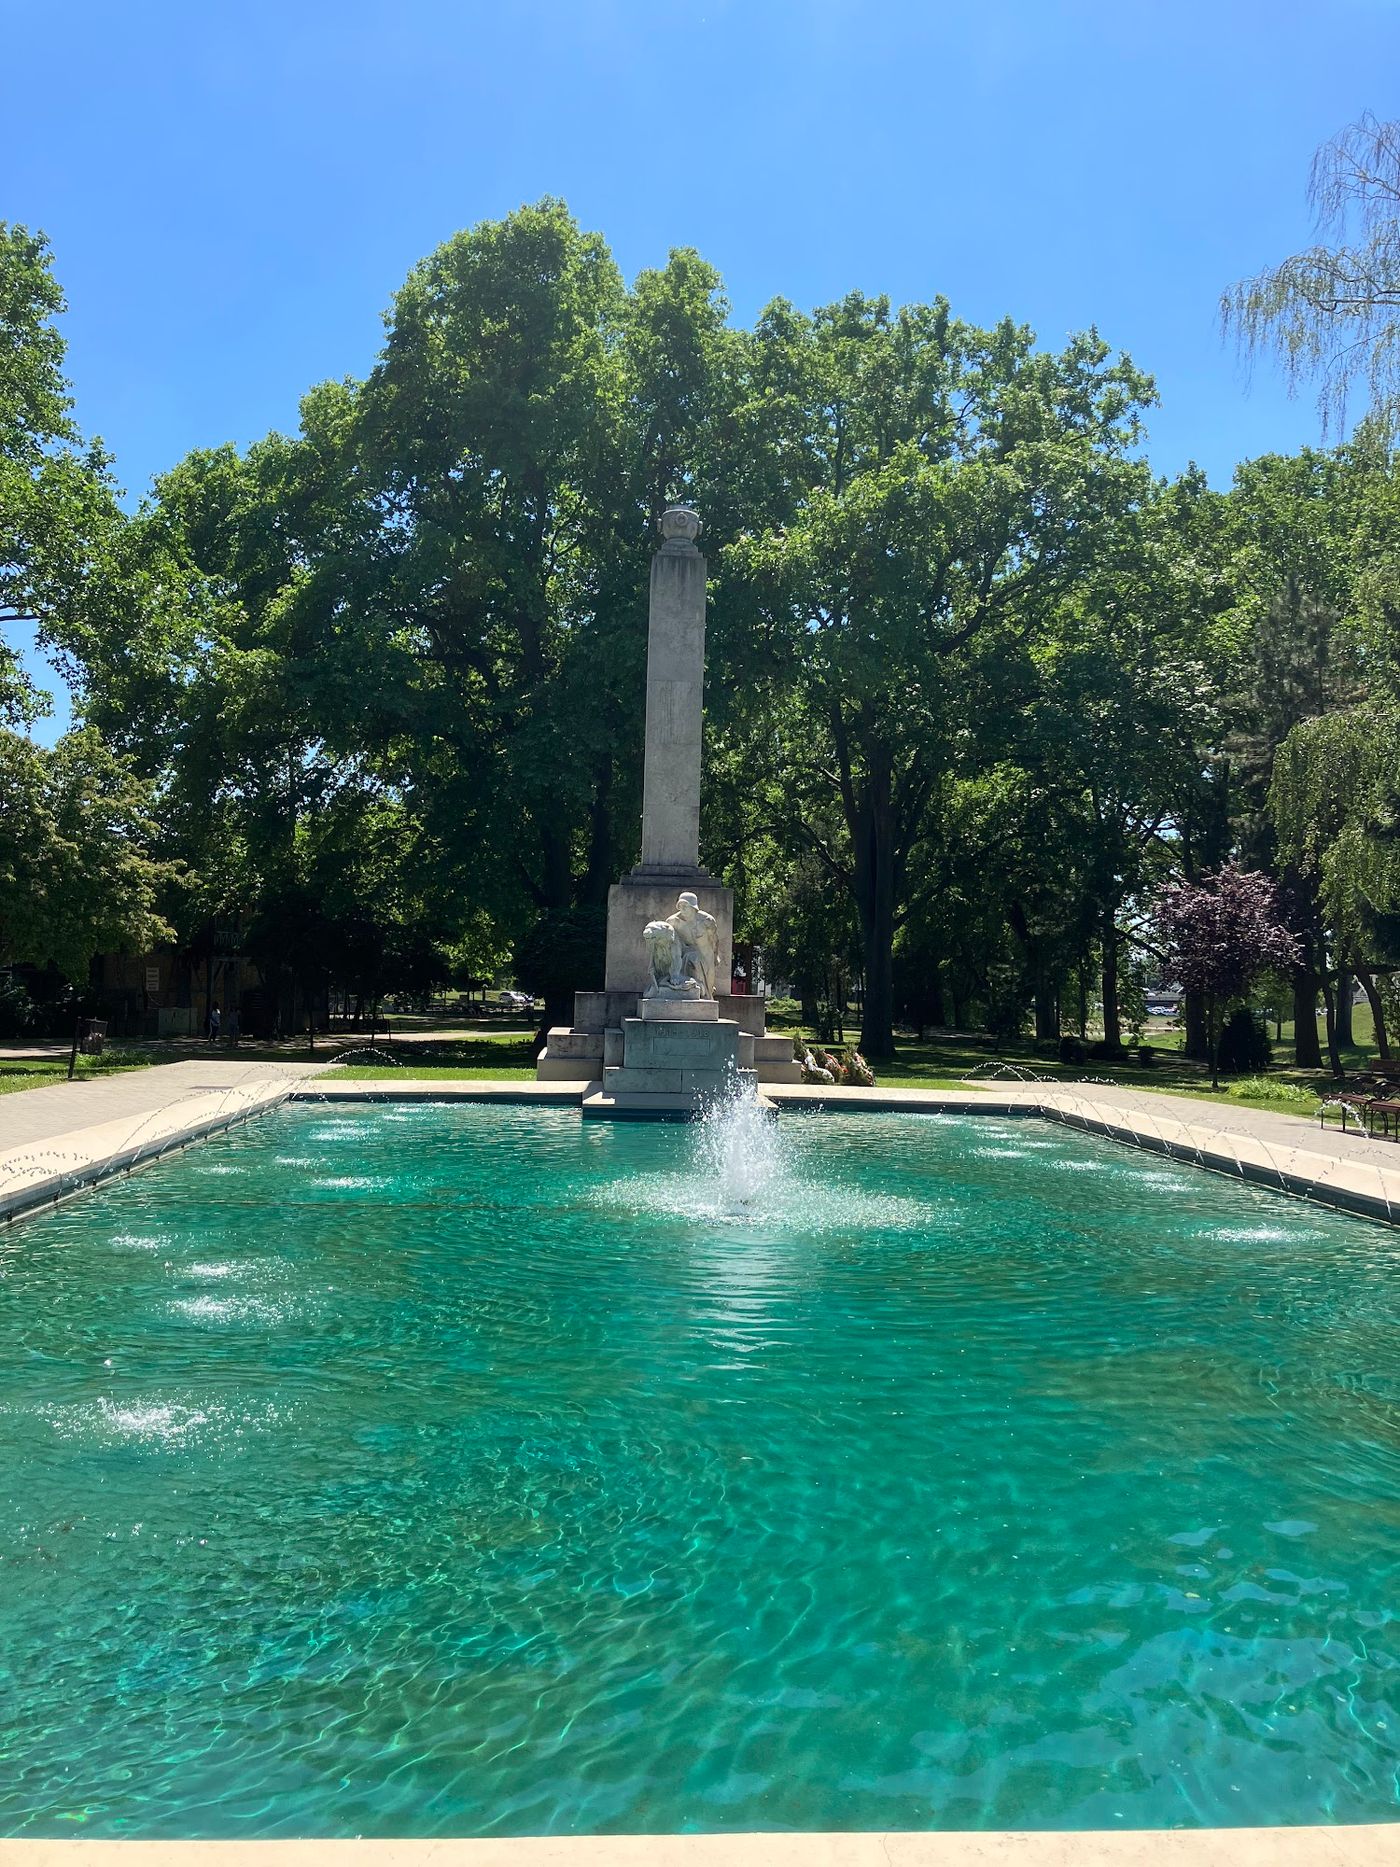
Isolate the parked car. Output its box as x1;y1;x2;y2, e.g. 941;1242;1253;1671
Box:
497;990;534;1011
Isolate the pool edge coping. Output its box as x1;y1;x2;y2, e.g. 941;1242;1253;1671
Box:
6;1823;1398;1862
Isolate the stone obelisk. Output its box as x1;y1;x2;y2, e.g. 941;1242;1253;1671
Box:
638;506;706;870
601;507;733;994
534;506;797;1097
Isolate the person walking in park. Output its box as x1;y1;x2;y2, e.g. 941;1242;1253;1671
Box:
206;1003;221;1042
226;1005;240;1046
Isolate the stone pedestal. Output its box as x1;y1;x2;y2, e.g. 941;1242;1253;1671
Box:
596;1012;757;1108
639;994;717;1022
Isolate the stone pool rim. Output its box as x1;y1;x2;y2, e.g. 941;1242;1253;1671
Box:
5;1822;1399;1862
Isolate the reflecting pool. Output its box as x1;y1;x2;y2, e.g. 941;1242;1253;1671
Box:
0;1104;1396;1837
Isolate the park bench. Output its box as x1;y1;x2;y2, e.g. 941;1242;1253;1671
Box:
1320;1071;1400;1138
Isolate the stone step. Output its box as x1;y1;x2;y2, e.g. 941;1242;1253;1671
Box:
535;1055;600;1081
602;1065;759;1097
583;1084;774;1121
541;1027;605;1061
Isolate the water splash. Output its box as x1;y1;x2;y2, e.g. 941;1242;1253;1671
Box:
694;1078;782;1216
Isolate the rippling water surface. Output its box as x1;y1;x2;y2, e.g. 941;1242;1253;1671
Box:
1;1104;1397;1838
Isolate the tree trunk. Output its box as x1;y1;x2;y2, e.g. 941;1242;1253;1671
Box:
926;971;946;1029
1183;989;1209;1061
1320;973;1343;1079
1100;914;1122;1053
1292;968;1322;1069
1033;973;1058;1042
1335;967;1354;1046
1356;967;1392;1060
858;903;896;1059
854;775;897;1060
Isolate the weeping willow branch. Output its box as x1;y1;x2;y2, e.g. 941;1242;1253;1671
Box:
1223;112;1400;437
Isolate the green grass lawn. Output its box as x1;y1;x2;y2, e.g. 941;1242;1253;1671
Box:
328;1032;536;1081
0;1051;157;1096
300;991;1400;1139
318;1016;1396;1124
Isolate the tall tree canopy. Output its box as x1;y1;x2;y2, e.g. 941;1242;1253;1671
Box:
719;295;1155;1055
28;197;1400;1073
0;226;173;984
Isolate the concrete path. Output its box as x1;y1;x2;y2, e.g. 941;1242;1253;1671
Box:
0;1058;329;1223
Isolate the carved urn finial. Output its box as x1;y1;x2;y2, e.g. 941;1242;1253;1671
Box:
659;505;701;549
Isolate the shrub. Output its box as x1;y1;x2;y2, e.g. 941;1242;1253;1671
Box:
1058;1034;1089;1065
0;974;34;1039
1088;1039;1128;1061
1217;1007;1272;1075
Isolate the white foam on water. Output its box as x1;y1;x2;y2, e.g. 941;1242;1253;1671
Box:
595;1083;933;1235
97;1398;209;1439
170;1294;283;1326
34;1395;290;1447
1210;1225;1298;1244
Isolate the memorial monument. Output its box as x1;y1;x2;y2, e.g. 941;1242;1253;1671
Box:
535;506;798;1113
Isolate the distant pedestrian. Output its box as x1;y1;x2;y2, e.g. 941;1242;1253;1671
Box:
206;1004;221;1042
226;1006;240;1046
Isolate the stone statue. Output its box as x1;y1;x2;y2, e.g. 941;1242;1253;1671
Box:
643;890;720;1000
642;916;693;997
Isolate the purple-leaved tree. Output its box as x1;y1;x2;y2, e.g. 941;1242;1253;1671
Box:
1154;865;1302;1090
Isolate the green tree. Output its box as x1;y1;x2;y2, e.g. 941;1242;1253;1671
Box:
723;295;1155;1056
0;224;131;724
0;726;172;980
1272;701;1400;1062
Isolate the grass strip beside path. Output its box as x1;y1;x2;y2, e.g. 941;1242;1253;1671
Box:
0;1052;156;1096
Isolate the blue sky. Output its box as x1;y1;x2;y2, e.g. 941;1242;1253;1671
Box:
9;0;1398;733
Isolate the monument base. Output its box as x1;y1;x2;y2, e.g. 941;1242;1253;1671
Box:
534;878;800;1092
639;994;717;1022
583;1014;755;1115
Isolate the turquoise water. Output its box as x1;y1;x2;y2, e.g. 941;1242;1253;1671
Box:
1;1103;1397;1838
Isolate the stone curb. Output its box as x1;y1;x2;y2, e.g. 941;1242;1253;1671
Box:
5;1823;1397;1862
